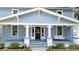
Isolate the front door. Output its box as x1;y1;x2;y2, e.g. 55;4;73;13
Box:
31;26;45;40
35;27;41;40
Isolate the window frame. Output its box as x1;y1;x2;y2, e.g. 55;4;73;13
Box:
56;26;63;36
11;25;19;37
31;26;35;39
12;9;19;14
57;10;63;15
41;26;45;39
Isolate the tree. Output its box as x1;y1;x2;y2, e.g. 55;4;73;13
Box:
74;7;79;20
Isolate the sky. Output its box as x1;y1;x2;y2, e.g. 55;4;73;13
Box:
0;0;79;7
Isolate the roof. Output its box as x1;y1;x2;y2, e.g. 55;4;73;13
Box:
0;8;79;23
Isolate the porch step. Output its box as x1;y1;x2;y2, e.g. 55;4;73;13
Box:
30;40;47;48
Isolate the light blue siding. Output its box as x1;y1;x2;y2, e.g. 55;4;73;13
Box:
0;11;75;24
0;8;74;19
19;11;58;24
19;11;75;24
63;10;73;18
2;25;73;42
51;26;73;41
63;26;73;41
0;8;31;18
60;18;75;24
2;25;48;41
0;8;12;18
2;25;25;41
1;25;73;48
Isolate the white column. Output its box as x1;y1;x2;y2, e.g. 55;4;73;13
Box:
24;25;30;47
47;25;53;46
74;24;79;44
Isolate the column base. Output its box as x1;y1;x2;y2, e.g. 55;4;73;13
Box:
47;38;53;46
74;37;79;44
24;38;30;47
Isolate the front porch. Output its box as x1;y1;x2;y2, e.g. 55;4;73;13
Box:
0;24;74;48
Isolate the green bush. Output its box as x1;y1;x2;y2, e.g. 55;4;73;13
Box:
8;43;20;49
0;43;4;49
68;43;79;49
55;43;65;49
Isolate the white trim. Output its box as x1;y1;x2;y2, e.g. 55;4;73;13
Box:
38;9;41;16
47;25;53;46
41;26;45;39
57;10;63;23
31;26;35;40
55;26;64;39
11;25;19;37
0;8;78;23
31;25;45;40
24;25;30;46
12;9;19;14
0;23;76;26
58;17;61;23
56;10;63;15
16;16;19;23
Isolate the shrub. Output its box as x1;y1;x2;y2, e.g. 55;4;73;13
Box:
68;43;79;49
0;43;4;49
55;43;65;49
8;43;20;49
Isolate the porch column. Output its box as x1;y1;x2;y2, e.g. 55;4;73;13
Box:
74;24;79;44
24;25;30;47
47;25;53;46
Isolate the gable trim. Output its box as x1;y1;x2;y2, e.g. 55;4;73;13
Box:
0;8;79;23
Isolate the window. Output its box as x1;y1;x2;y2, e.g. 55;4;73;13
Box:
12;9;19;14
57;26;63;35
57;10;63;15
12;26;18;36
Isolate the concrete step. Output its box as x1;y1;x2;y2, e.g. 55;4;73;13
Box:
30;42;47;45
30;40;47;48
30;45;47;48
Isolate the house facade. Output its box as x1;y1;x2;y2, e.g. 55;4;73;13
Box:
0;7;79;48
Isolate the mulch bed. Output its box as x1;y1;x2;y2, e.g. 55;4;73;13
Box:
0;48;32;51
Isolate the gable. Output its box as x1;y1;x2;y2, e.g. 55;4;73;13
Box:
0;10;76;25
0;8;78;25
